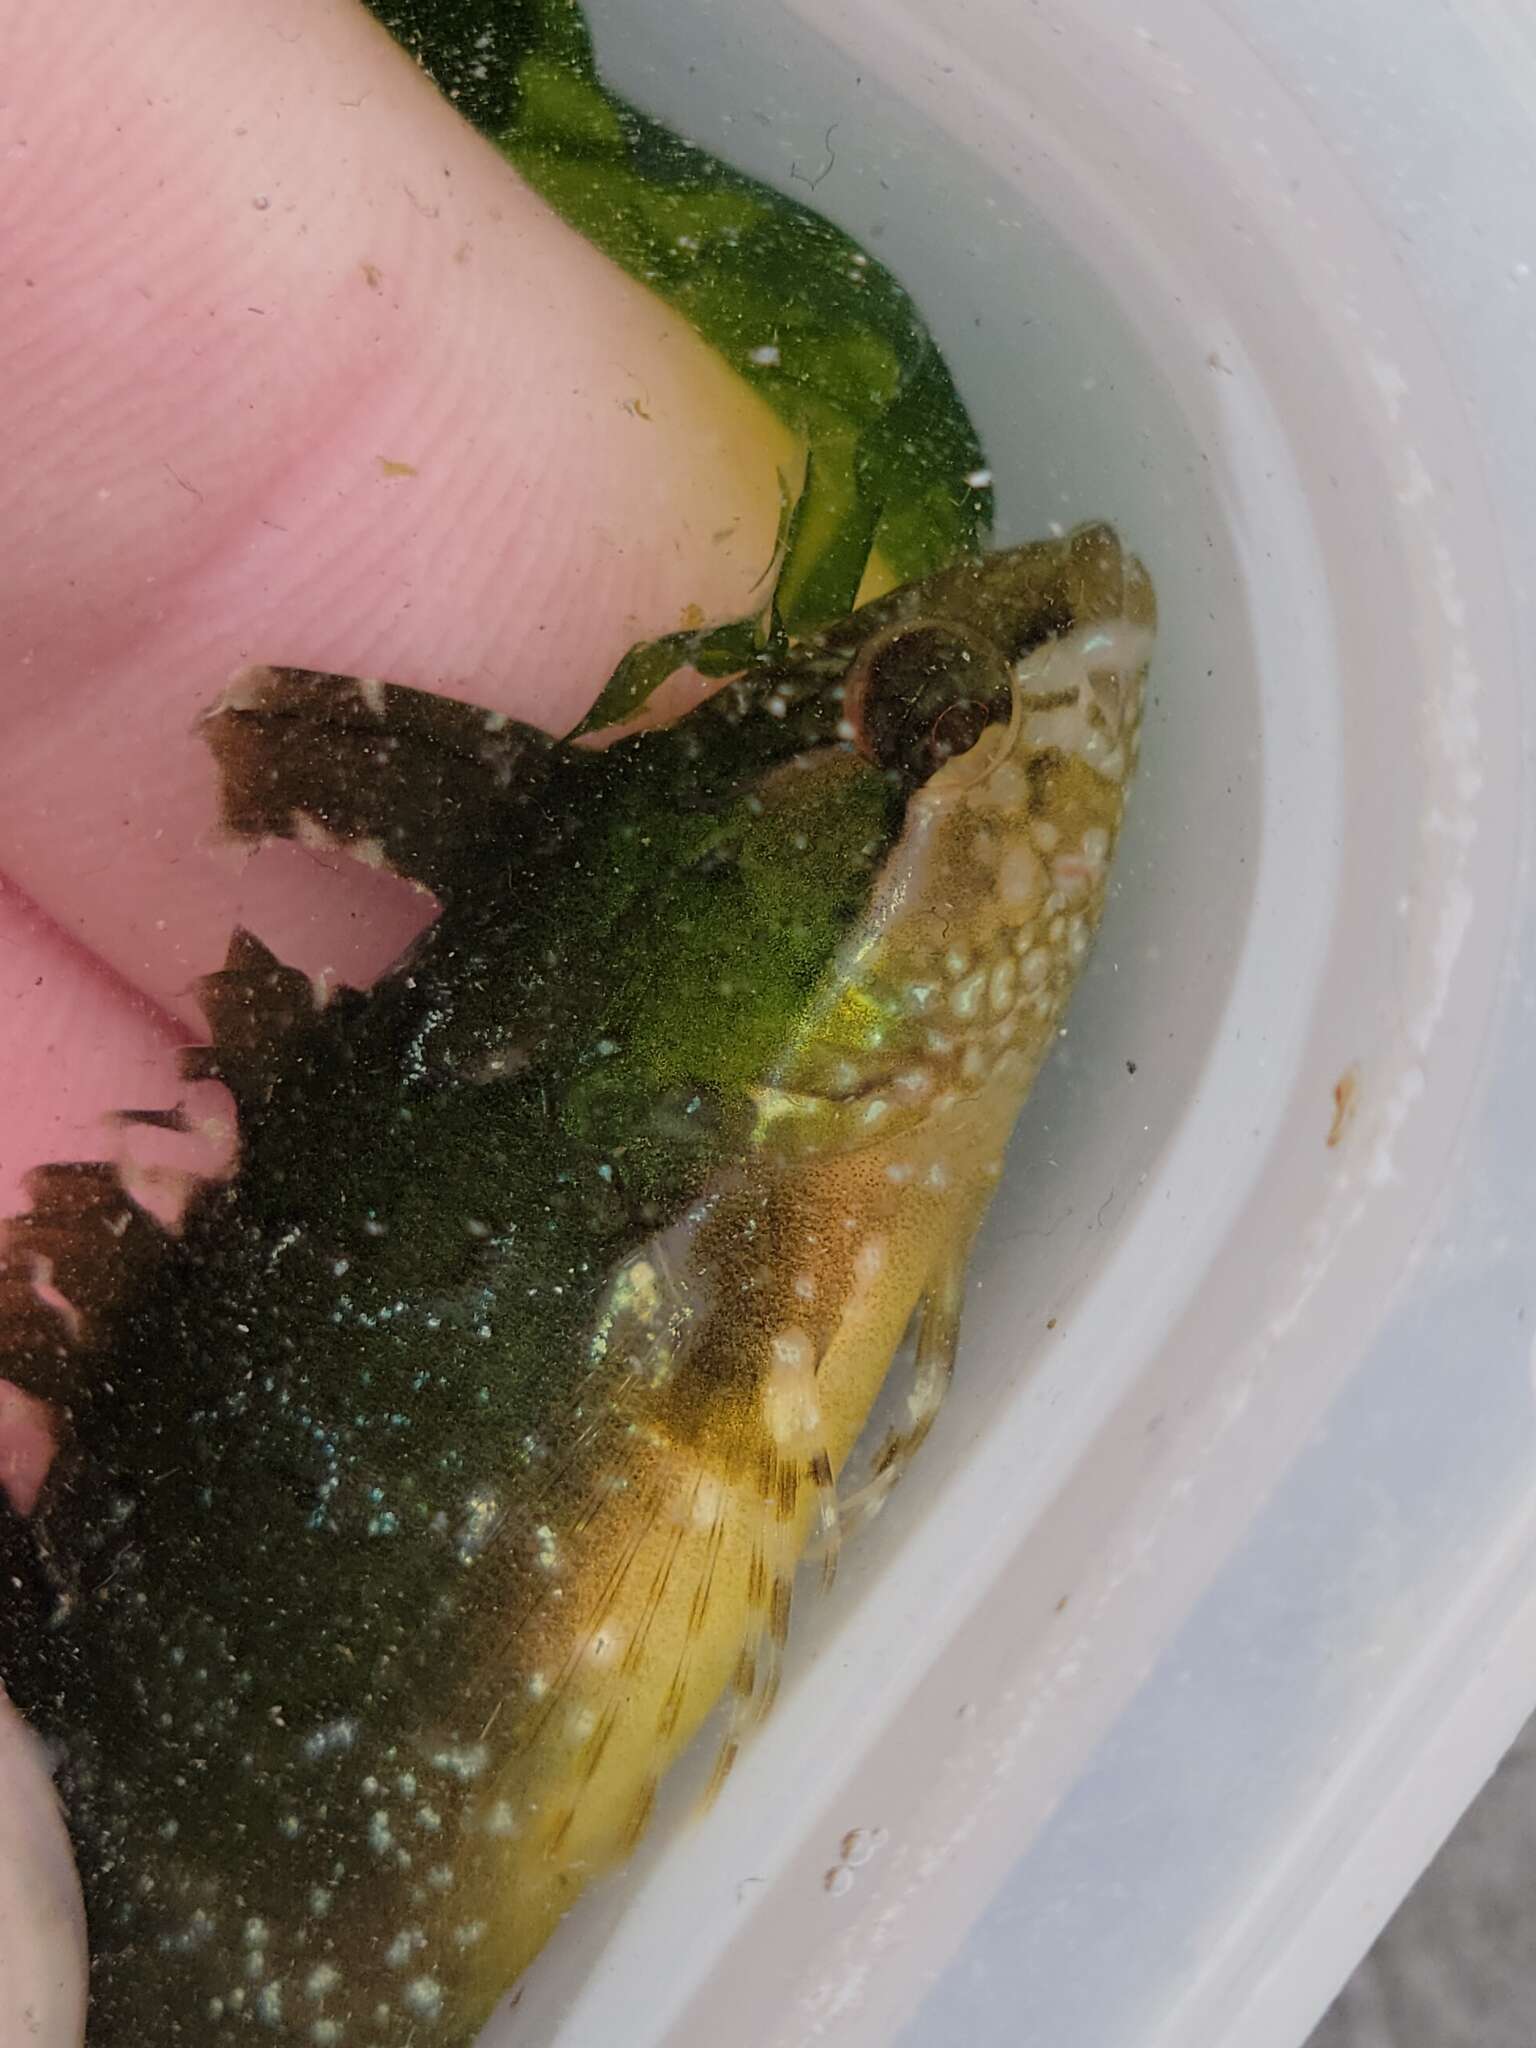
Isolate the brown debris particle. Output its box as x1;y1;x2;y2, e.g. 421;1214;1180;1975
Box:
1327;1064;1360;1148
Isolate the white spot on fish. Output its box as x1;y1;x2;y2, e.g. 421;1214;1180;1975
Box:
771;1329;815;1373
854;1238;887;1284
998;845;1044;910
303;1717;359;1762
950;970;986;1021
764;1332;822;1443
385;1929;424;1970
428;1741;489;1782
690;1473;727;1528
405;1977;444;2019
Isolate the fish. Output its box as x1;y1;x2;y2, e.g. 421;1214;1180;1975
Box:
0;521;1152;2045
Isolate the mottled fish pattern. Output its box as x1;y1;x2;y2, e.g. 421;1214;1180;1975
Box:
0;524;1151;2043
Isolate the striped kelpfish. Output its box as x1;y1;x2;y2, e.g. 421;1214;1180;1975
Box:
0;523;1151;2043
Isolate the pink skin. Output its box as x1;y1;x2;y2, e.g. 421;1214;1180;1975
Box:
1;1;793;2034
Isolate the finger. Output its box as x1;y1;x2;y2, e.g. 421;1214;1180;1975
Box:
0;1697;85;2048
0;881;228;1213
0;876;230;1518
1;0;797;1012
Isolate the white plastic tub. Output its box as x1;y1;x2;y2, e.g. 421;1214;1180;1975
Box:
488;3;1536;2045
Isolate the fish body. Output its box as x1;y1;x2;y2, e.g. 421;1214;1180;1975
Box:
0;524;1151;2043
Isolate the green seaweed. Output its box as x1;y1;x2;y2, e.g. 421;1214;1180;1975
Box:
366;0;992;633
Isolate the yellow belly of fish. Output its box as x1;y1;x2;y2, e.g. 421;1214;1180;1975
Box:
425;549;1143;2024
444;1104;1001;2018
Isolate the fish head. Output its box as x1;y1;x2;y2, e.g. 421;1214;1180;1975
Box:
572;524;1154;1186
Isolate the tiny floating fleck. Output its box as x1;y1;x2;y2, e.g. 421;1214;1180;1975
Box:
1327;1063;1361;1148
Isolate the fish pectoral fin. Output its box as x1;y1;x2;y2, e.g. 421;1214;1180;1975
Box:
836;1251;965;1542
201;665;557;898
697;1444;798;1809
0;1162;169;1403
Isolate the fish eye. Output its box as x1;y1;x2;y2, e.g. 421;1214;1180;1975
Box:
843;619;1011;782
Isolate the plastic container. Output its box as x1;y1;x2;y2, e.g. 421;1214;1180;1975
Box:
483;3;1536;2045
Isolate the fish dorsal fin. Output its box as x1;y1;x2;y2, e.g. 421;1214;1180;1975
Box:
203;667;556;898
178;927;323;1109
0;1163;169;1402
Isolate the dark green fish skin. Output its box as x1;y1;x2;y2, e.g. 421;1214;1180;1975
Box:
0;528;1152;2044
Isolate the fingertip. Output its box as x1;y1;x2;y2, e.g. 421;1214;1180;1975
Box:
0;1690;87;2048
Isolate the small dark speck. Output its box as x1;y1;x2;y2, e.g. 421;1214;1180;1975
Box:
1045;1316;1057;1330
1126;1060;1137;1074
